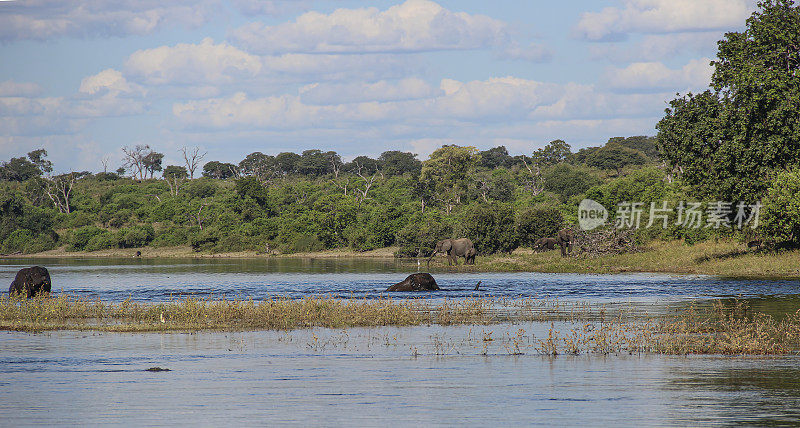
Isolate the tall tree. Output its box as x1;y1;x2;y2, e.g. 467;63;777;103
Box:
420;145;479;213
657;0;800;202
378;151;421;176
142;151;164;179
531;140;572;167
27;149;53;175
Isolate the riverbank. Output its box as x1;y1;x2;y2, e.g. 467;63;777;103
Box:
7;239;799;278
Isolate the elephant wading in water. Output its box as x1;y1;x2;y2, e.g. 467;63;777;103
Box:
386;273;439;292
427;238;476;266
557;229;574;257
8;266;51;298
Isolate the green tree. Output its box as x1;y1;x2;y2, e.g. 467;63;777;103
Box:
478;146;513;169
585;143;647;176
462;202;517;254
420;145;479;212
657;0;800;203
239;152;276;182
0;157;40;182
761;168;800;243
163;165;188;179
515;206;564;247
202;161;238;179
543;164;601;200
531;140;572;166
378;151;421;176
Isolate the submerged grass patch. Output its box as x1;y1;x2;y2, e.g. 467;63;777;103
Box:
3;294;800;355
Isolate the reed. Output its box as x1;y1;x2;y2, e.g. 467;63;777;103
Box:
3;294;800;355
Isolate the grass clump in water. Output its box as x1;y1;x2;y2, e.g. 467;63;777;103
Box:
3;294;800;355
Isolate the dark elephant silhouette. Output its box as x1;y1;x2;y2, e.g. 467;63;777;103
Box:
535;237;558;251
427;238;475;266
386;273;439;292
8;266;51;298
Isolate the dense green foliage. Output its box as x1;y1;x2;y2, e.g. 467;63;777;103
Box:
0;137;669;256
657;0;800;203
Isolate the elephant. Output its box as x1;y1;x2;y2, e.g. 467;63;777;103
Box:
386;273;439;292
465;247;477;265
8;266;51;298
557;229;574;257
534;237;558;251
427;238;475;266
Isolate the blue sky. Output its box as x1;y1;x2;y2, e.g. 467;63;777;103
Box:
0;0;756;172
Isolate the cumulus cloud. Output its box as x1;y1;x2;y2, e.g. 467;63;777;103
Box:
171;76;671;132
603;58;713;91
299;78;440;105
229;0;509;54
575;0;756;41
0;80;43;97
0;0;218;41
79;69;144;96
124;38;262;85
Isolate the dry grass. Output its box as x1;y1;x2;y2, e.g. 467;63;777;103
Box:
3;294;800;355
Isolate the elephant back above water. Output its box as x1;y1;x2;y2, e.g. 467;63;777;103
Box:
386;273;439;292
8;266;51;298
427;238;475;266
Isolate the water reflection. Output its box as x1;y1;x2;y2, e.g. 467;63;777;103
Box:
2;328;800;425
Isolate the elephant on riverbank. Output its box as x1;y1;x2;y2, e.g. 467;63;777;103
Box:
427;238;475;266
8;266;51;298
557;229;574;257
386;273;439;292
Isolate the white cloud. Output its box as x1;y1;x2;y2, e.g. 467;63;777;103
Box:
299;78;439;105
0;0;219;41
125;38;262;85
230;0;509;54
171;76;671;133
575;0;756;41
603;58;713;91
590;32;722;62
0;80;42;97
79;69;144;96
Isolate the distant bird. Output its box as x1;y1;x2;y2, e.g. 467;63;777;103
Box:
474;281;481;291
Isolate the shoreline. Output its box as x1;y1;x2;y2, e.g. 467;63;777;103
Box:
2;240;800;279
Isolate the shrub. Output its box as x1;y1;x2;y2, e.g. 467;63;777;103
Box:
116;225;155;248
515;206;564;247
461;203;517;254
23;233;57;254
68;225;108;251
543;164;601;201
395;211;454;257
151;228;190;247
761;169;800;244
85;232;118;251
279;234;324;253
2;229;33;253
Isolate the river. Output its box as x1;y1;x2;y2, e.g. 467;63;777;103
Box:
2;257;800;425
